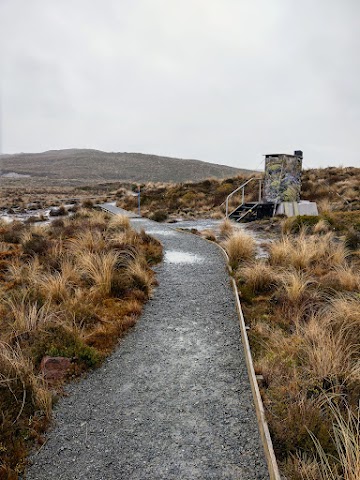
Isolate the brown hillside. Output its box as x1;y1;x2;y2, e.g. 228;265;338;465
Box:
0;149;252;185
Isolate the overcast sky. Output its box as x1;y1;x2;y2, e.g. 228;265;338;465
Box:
1;0;359;169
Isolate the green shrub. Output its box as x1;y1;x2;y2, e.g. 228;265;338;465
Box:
47;344;99;368
285;215;320;233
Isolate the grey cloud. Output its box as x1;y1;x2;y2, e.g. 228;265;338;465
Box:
0;0;359;168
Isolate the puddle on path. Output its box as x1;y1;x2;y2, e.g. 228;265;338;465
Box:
165;250;203;264
145;229;176;236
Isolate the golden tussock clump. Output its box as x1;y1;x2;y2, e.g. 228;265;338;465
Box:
222;230;256;269
219;218;234;238
237;261;277;294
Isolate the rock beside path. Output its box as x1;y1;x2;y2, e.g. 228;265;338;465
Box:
40;356;72;382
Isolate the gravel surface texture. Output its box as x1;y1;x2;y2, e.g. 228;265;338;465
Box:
26;205;269;480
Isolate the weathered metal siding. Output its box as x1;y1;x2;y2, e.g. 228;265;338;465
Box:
264;154;302;203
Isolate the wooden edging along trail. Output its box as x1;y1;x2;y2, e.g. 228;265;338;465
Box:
230;277;281;480
216;244;281;480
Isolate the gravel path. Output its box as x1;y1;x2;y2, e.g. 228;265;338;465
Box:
26;205;269;480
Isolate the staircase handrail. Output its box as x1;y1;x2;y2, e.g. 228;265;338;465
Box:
225;177;262;217
237;202;260;222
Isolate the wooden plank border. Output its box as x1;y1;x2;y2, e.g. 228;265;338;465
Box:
217;245;281;480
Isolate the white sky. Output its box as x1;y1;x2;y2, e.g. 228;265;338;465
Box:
1;0;360;169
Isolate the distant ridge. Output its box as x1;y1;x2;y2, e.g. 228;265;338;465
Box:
0;149;252;184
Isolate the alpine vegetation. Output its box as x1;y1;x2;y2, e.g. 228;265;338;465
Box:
0;210;162;478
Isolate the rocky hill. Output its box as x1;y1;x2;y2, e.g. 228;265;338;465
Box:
0;149;251;185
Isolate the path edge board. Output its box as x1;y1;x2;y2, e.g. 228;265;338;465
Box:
217;244;281;480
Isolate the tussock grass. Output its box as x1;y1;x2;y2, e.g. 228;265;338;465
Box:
0;209;162;477
7;297;55;336
278;269;315;305
313;218;331;234
6;258;26;285
37;271;74;303
115;173;258;220
78;251;120;297
298;315;355;383
326;296;360;347
219;219;234;238
67;229;106;254
59;257;81;284
269;232;350;271
200;229;216;241
230;224;360;479
322;266;360;292
222;230;256;269
317;198;334;214
127;259;155;297
107;214;130;231
0;341;52;414
237;261;277;293
302;401;360;480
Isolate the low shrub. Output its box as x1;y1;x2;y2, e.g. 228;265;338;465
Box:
345;228;360;250
282;215;320;234
22;234;50;256
49;205;67;217
150;210;168;222
82;199;94;209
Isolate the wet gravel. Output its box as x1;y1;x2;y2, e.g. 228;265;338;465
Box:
26;205;269;480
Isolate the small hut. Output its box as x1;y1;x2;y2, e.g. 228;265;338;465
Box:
226;150;318;221
263;151;303;203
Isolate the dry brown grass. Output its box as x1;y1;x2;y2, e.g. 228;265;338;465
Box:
37;272;73;303
237;261;277;293
78;251;120;297
313;218;331;234
298;315;355;384
0;341;52;417
222;230;256;269
127;259;155;298
322;266;360;292
269;232;350;272
67;229;107;255
230;224;360;479
317;198;335;214
303;401;360;480
7;297;56;337
200;229;216;241
219;219;234;238
107;214;131;231
279;269;314;303
0;209;162;477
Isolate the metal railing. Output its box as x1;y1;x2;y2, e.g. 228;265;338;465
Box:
225;177;262;218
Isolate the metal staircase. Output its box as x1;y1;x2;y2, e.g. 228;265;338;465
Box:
225;177;274;222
